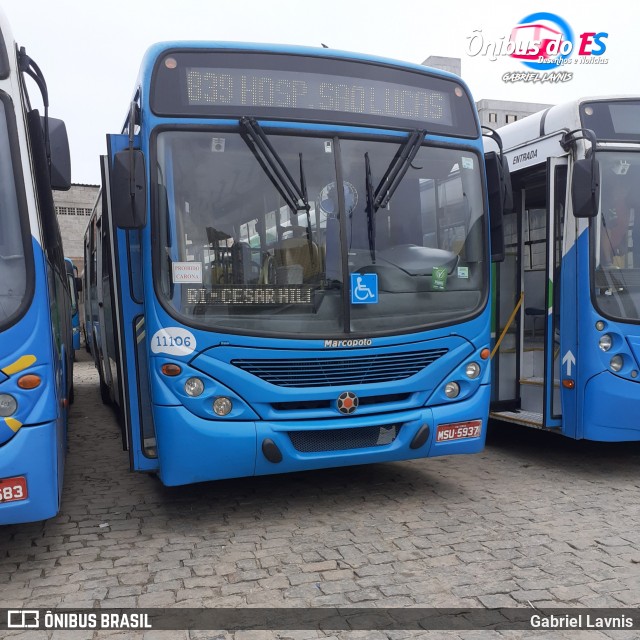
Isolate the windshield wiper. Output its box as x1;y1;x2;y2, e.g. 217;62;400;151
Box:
239;117;310;214
365;152;376;263
374;129;426;210
363;130;425;264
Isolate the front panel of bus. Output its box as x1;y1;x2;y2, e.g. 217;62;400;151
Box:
578;99;640;441
105;46;495;485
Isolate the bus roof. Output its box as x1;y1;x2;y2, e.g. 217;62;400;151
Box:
497;95;640;153
490;95;640;172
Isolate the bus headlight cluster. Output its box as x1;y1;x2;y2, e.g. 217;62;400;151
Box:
444;382;460;398
465;362;481;379
184;377;204;397
610;355;624;373
598;334;612;352
213;397;233;416
0;394;17;417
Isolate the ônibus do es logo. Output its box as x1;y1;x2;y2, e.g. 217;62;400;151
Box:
466;12;609;84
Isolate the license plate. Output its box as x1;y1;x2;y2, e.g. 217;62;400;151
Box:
0;476;28;503
436;420;482;442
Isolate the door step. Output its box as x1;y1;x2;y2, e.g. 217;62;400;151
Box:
490;410;544;428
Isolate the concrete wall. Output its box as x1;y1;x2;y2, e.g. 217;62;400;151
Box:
476;98;552;129
53;183;99;268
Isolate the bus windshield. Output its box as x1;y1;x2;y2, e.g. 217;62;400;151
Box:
154;129;486;337
0;99;28;328
592;150;640;322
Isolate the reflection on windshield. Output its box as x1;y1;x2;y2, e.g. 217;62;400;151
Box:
0;101;27;328
154;130;487;336
593;152;640;321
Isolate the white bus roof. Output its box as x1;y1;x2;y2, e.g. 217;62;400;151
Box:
491;95;640;171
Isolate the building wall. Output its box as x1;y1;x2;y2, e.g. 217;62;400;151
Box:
476;98;553;129
53;183;99;269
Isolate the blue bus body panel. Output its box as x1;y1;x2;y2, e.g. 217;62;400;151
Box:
0;240;64;524
145;293;491;485
557;237;580;437
0;422;60;524
154;385;489;486
108;134;159;473
583;372;640;441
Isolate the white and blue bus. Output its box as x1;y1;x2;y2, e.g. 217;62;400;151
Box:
491;96;640;441
0;10;72;523
87;42;507;486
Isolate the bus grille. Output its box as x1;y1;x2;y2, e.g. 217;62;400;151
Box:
231;349;448;387
288;424;402;452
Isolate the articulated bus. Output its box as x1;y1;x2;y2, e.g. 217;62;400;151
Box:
86;41;507;486
490;96;640;441
65;258;81;355
0;10;72;523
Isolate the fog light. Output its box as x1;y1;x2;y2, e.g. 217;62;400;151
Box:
610;355;623;372
465;362;481;379
595;320;605;331
184;377;204;397
598;335;612;351
444;382;460;398
213;397;233;416
0;394;17;417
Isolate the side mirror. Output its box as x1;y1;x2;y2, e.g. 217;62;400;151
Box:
111;149;146;229
572;158;600;218
484;151;512;262
45;117;71;191
75;276;83;293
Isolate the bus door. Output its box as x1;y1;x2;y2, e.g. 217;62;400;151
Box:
492;158;567;429
543;158;568;429
104;136;158;472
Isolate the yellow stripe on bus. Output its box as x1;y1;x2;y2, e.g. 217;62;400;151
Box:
2;354;37;375
5;418;22;432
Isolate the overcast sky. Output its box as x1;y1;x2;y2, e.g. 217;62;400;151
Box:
2;0;636;184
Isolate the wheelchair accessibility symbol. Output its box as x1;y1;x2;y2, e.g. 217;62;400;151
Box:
350;273;379;304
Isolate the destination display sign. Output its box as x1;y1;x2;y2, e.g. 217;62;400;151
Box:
151;50;478;135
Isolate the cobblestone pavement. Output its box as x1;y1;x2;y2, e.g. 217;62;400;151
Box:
2;351;640;639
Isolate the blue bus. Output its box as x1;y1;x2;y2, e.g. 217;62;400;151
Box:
0;10;72;523
87;42;507;486
65;258;81;355
490;96;640;441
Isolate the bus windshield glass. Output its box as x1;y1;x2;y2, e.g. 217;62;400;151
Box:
154;129;486;336
592;150;640;322
0;99;28;328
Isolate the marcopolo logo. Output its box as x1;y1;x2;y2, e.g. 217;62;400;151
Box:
466;11;609;83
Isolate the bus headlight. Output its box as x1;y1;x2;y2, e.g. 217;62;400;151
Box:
0;394;18;417
598;334;612;351
213;397;233;416
465;362;481;379
610;355;623;372
444;382;460;398
184;377;204;397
